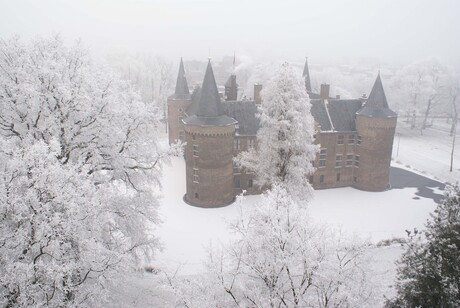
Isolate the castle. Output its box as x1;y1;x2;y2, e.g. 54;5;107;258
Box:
168;58;397;208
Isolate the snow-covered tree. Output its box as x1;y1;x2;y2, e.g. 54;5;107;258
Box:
0;36;177;306
164;186;376;308
236;62;318;203
386;185;460;308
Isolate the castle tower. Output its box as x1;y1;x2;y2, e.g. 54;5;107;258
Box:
224;74;238;101
167;58;192;144
183;60;237;207
354;73;397;191
303;57;312;93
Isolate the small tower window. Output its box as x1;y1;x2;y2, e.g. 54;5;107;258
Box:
193;168;199;183
194;192;199;199
179;130;185;141
320;175;324;183
354;155;360;167
357;135;362;145
337;135;344;145
336;173;341;182
193;144;199;157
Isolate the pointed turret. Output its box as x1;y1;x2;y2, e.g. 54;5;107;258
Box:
303;57;312;92
174;58;189;97
196;60;221;117
357;73;397;118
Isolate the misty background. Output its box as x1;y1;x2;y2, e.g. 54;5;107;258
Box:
1;0;459;67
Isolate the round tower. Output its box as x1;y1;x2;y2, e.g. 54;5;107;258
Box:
183;60;237;207
354;73;397;191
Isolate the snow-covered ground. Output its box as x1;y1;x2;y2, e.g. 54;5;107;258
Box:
393;119;459;184
155;157;438;276
128;122;456;306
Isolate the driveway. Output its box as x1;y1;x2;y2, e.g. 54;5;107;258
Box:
390;167;445;203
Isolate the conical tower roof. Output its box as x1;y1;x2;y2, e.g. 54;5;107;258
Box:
183;60;237;126
303;57;312;92
174;58;190;97
367;73;388;109
357;73;397;117
196;60;221;117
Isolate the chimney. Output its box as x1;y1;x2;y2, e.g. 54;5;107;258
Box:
320;84;330;100
254;84;263;104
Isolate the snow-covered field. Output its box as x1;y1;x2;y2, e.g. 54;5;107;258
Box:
125;121;456;306
155;157;438;276
393;119;459;184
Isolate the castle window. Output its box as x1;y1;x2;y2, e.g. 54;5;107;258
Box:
337;135;344;145
179;108;184;113
346;154;353;167
179;130;185;141
353;176;357;183
319;149;327;167
233;139;241;151
354;155;360;167
336;173;341;182
320;175;324;183
234;179;241;188
233;163;240;174
193;144;198;157
248;139;255;150
357;135;362;145
335;155;342;167
348;134;355;144
193;168;199;183
195;192;199;199
248;179;253;188
309;176;314;184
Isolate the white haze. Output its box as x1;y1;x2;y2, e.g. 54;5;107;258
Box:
1;0;460;67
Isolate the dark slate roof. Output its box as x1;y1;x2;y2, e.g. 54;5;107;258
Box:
182;114;237;126
307;91;321;99
327;99;363;131
310;99;363;132
310;100;332;131
220;101;259;135
357;73;397;118
196;60;221;117
185;87;202;116
173;58;190;98
303;57;312;92
225;74;239;87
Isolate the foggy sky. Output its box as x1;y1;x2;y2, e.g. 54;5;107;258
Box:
1;0;459;67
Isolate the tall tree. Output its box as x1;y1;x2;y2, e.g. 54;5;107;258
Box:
236;62;317;203
0;36;177;306
386;185;460;308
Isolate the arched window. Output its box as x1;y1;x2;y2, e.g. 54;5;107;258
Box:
194;192;199;199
